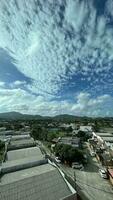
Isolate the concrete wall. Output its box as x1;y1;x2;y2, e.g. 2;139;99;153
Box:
11;135;31;141
61;193;77;200
7;142;36;150
1;159;48;174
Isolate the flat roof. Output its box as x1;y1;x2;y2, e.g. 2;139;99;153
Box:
101;136;113;142
100;128;113;133
11;135;30;140
59;137;80;144
96;132;113;137
10;138;34;145
1;164;55;184
80;126;92;131
2;155;44;169
0;164;72;200
7;147;42;161
2;147;44;172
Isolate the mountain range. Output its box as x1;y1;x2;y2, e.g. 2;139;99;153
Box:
0;112;81;121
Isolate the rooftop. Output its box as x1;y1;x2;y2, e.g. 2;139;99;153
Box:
101;136;113;142
100;128;113;133
95;132;113;137
7;147;43;161
2;147;45;173
59;137;80;148
80;126;92;132
11;134;31;141
0;164;73;200
8;138;36;150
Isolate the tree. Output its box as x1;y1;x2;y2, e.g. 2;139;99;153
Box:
47;131;58;142
0;140;5;150
54;143;84;165
77;130;91;141
31;124;48;141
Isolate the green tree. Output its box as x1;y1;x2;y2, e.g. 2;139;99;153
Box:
47;131;58;142
31;124;48;141
0;140;5;150
77;130;91;141
55;143;84;165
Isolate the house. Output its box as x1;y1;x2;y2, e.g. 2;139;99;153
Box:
58;137;81;148
79;126;93;134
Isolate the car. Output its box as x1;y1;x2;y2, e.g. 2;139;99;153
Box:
90;151;95;157
55;157;61;163
72;162;84;170
99;169;108;179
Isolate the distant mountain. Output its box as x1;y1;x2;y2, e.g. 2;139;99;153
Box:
0;112;89;122
53;114;77;121
0;112;44;120
0;112;78;121
0;112;112;121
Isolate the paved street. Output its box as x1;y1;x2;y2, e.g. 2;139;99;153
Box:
60;153;113;200
38;140;113;200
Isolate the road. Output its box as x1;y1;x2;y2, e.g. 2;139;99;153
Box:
37;140;113;200
60;152;113;200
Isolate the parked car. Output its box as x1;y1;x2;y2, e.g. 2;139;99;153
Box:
99;169;108;179
72;162;84;170
55;157;61;163
90;151;96;157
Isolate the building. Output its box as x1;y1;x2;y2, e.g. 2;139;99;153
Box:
7;137;36;150
0;136;77;199
0;163;76;200
1;147;46;174
79;126;93;133
59;137;81;148
11;134;31;141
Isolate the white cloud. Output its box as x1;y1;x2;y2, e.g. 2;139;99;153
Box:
10;80;26;88
0;0;113;95
0;82;5;87
0;87;112;117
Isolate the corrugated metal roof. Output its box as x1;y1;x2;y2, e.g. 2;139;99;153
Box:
0;164;72;200
7;147;42;161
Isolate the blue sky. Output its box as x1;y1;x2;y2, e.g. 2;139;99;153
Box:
0;0;113;116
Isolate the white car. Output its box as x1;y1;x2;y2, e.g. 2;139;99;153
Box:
90;151;95;157
72;162;84;170
99;169;108;179
55;157;61;163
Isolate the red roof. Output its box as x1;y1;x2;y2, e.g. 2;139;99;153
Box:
108;169;113;178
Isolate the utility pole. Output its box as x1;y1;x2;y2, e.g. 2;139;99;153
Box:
74;170;76;190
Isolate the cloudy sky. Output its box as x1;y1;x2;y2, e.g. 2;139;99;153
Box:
0;0;113;116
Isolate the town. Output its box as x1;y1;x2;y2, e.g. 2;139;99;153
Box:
0;115;113;200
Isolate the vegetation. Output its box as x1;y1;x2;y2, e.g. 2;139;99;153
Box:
31;124;48;141
77;130;91;141
31;123;65;142
0;140;5;162
54;143;84;165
